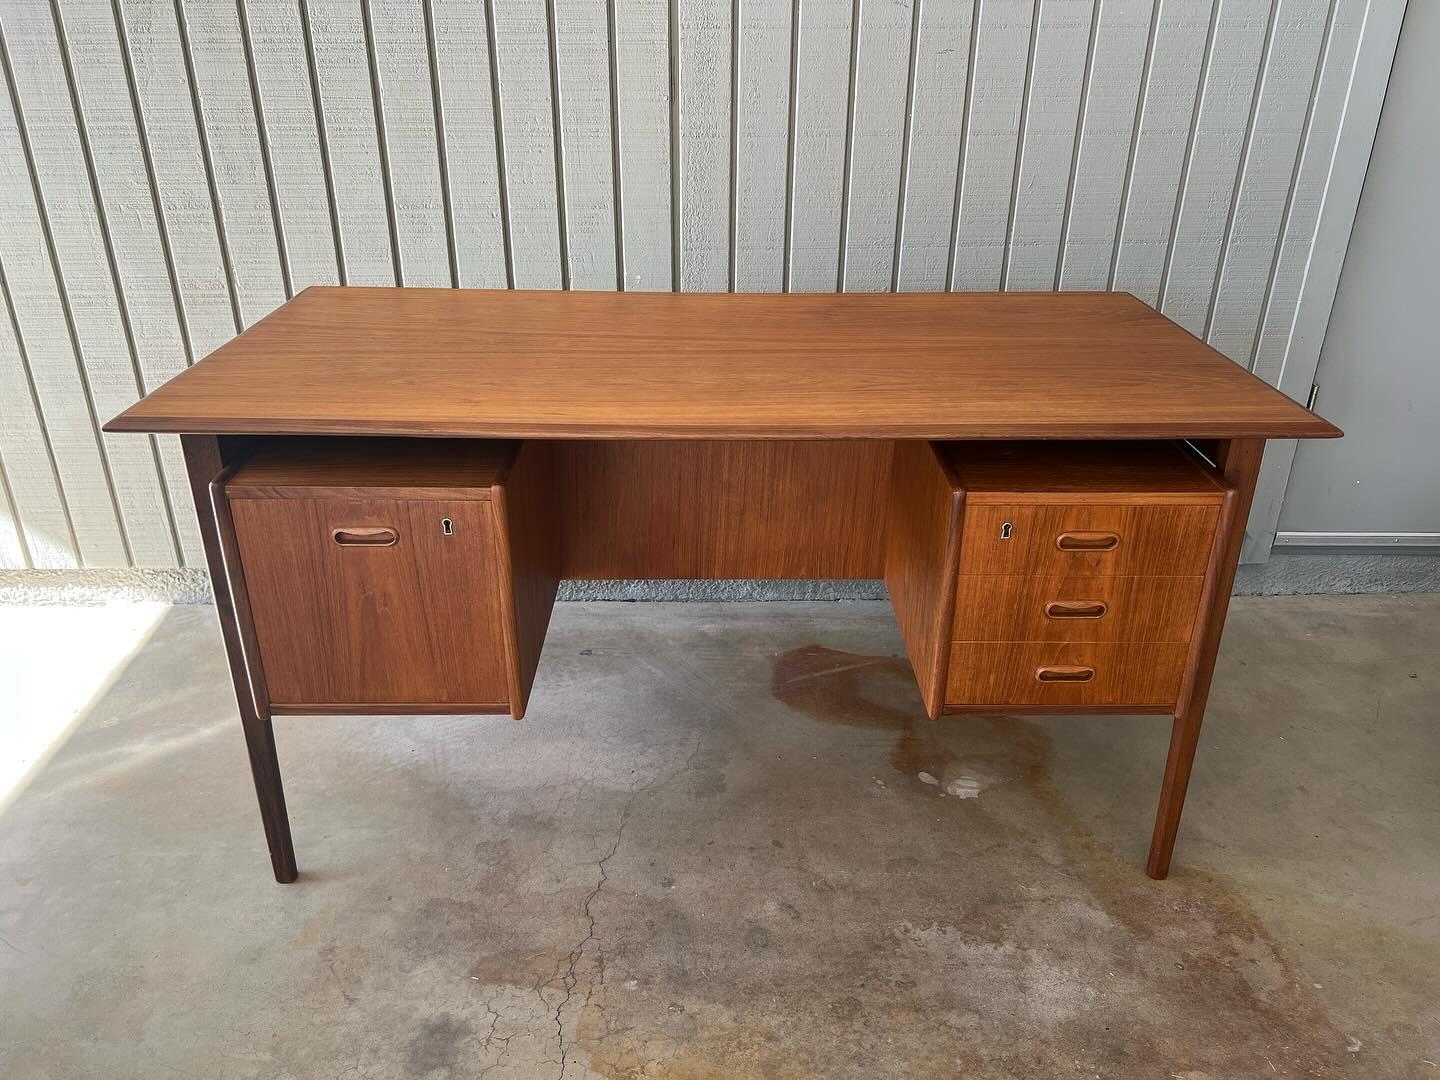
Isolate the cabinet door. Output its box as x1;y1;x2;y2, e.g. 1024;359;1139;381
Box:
231;497;510;709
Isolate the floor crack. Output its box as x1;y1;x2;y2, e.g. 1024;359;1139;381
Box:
552;722;706;1078
554;794;636;1078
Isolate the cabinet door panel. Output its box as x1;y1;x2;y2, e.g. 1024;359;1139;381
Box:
231;497;509;708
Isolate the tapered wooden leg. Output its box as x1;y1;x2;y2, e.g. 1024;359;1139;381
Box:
237;703;297;884
182;436;298;883
1147;708;1205;879
1146;438;1264;880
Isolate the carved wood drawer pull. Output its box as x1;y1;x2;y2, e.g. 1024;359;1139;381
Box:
1044;600;1108;619
1056;531;1120;551
1035;665;1096;683
332;526;398;547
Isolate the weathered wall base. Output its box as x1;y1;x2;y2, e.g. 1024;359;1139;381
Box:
4;553;1438;606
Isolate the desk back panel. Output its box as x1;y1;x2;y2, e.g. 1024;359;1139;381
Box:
553;440;894;580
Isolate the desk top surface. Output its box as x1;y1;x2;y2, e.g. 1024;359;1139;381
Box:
106;287;1339;440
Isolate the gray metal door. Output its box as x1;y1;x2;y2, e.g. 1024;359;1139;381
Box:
1276;0;1440;550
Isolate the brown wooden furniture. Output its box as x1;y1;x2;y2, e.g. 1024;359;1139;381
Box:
225;439;549;716
107;288;1339;885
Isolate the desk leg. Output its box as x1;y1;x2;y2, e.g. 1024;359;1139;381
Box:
182;436;298;884
1147;438;1264;880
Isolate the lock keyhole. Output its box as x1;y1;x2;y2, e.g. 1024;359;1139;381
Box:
1000;522;1013;540
441;517;453;536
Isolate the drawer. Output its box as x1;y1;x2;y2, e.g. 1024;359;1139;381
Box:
957;503;1220;578
230;496;510;709
945;641;1189;708
953;574;1205;643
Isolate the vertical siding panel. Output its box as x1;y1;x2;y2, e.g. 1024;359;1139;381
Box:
787;0;854;292
366;0;452;287
614;0;673;289
840;0;912;292
243;0;341;291
1110;0;1210;305
304;0;395;286
1003;0;1093;290
733;0;790;291
0;273;74;567
491;0;563;289
1203;0;1324;360
3;3;175;566
949;0;1035;291
0;448;25;568
1251;0;1363;385
1207;0;1329;360
677;0;730;291
0;61;119;567
179;0;288;323
117;2;238;359
1056;0;1150;289
430;0;508;288
553;0;619;290
894;0;973;292
1159;0;1272;334
64;1;203;562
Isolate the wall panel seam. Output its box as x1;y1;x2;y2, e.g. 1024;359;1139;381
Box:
296;0;346;285
111;0;198;365
1246;0;1342;369
234;0;292;299
1054;0;1104;291
358;0;403;287
0;256;77;563
1156;0;1224;311
1107;0;1162;292
544;0;571;290
423;0;461;290
999;0;1045;291
608;0;626;291
890;0;925;292
482;0;515;289
836;0;864;291
172;0;244;332
1202;0;1282;340
944;0;983;291
0;438;31;568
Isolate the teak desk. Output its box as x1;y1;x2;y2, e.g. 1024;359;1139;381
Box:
107;288;1339;884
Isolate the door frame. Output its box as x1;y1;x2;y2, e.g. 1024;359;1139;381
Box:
1243;0;1408;562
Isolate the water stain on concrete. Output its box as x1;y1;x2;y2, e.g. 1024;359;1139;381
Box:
971;715;1363;1076
575;1007;823;1080
468;945;572;991
405;1012;473;1076
770;644;957;781
759;645;1382;1076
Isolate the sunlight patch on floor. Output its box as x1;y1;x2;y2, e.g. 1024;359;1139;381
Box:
0;602;167;812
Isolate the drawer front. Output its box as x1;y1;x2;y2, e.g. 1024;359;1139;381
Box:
953;575;1206;643
945;642;1189;708
231;497;509;708
958;503;1220;577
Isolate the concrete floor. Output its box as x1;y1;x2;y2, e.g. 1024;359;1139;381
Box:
0;595;1436;1079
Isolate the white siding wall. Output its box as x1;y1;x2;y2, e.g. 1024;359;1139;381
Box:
0;0;1401;568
